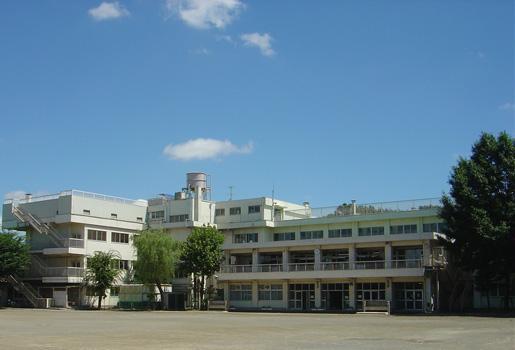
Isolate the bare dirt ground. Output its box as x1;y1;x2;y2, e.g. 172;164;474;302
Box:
0;308;513;350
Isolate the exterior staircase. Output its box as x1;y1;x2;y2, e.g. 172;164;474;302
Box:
11;206;66;247
7;275;52;308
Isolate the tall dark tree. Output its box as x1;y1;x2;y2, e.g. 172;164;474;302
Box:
440;132;515;310
181;226;224;310
0;232;30;278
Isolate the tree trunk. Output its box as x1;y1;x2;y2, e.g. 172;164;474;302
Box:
192;276;198;309
97;294;102;310
156;282;164;310
200;275;205;310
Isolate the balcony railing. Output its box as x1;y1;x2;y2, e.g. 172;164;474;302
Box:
223;265;253;273
354;260;385;270
45;267;84;278
391;259;423;269
320;261;350;271
62;238;84;248
256;264;283;272
221;259;423;273
288;263;315;272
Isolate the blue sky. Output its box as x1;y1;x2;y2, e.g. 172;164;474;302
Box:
0;0;513;209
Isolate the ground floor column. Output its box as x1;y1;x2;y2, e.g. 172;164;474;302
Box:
223;283;229;305
348;279;356;309
282;280;288;310
252;281;258;308
315;280;321;309
386;278;393;312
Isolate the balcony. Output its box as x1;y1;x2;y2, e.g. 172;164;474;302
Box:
222;264;283;273
288;263;315;272
321;261;350;271
46;267;84;278
219;259;425;281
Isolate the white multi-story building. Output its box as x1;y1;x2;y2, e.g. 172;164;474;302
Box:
2;190;147;307
2;172;447;312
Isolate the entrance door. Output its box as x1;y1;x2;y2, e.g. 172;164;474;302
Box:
394;282;424;311
404;289;423;311
288;284;315;311
328;291;343;310
168;293;186;310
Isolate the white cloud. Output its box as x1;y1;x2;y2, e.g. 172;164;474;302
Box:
89;2;130;21
163;138;253;161
166;0;244;29
240;32;275;57
498;102;515;111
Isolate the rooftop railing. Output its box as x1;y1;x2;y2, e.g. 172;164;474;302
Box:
4;190;147;207
279;198;441;221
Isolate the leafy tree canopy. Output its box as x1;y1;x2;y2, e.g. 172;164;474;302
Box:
181;226;224;278
0;232;30;277
84;250;120;309
133;229;182;307
440;131;515;308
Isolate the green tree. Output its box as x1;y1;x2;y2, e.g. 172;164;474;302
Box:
0;232;30;277
84;251;120;309
181;226;224;310
133;229;181;309
440;132;515;310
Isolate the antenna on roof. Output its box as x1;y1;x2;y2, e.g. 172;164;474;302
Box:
228;186;233;201
271;184;275;221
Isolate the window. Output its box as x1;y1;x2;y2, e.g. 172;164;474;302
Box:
215;208;225;217
390;224;418;235
248;205;261;214
358;226;384;236
83;209;91;215
136;217;143;222
229;284;252;301
87;229;106;241
230;207;241;215
233;233;258;244
273;232;295;241
258;284;283;301
422;222;447;233
356;282;386;307
111;213;118;219
328;228;352;238
150;210;164;219
112;232;129;244
170;214;189;223
110;287;120;297
112;259;129;270
300;230;323;240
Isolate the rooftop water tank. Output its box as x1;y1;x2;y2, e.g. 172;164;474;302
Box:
186;172;207;191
